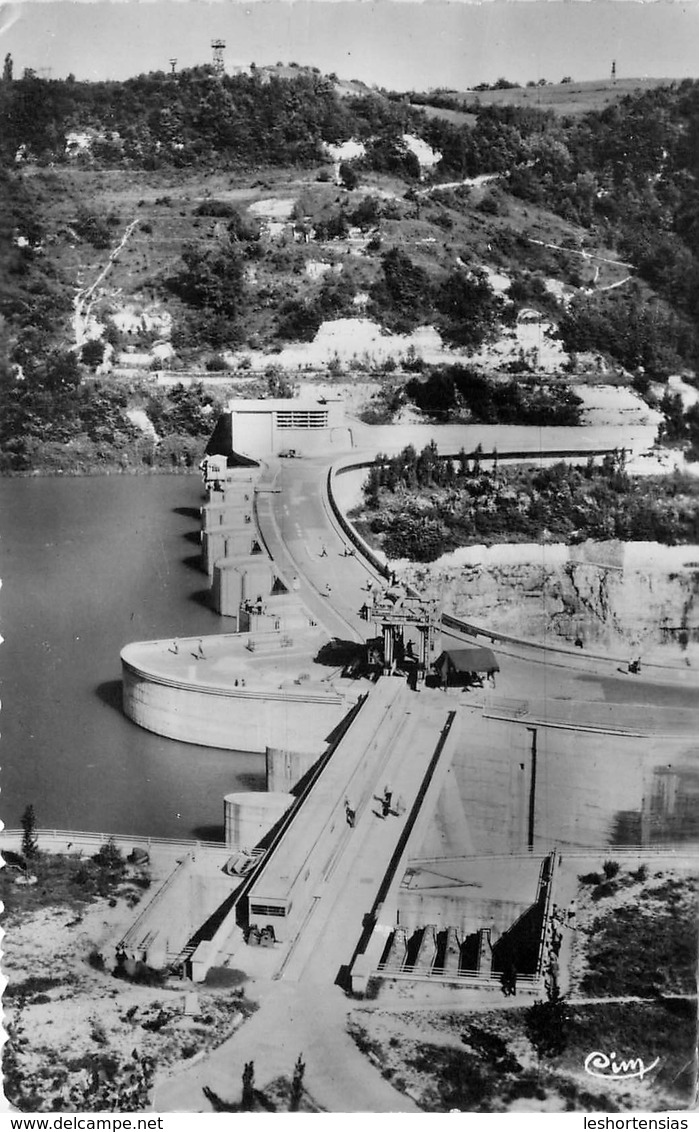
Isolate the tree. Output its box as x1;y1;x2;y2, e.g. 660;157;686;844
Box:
370;247;433;331
339;161;359;190
289;1054;305;1112
81;339;106;369
436;270;503;349
21;804;38;859
93;836;125;873
241;1061;255;1111
3;54;13;83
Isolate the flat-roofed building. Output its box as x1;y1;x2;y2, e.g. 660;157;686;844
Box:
206;396;352;461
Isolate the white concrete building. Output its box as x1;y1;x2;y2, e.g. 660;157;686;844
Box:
208;396;352;460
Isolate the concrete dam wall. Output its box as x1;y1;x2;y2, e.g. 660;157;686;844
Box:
121;644;350;753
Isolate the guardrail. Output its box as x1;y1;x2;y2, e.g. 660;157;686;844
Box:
0;829;225;852
327;464;391;583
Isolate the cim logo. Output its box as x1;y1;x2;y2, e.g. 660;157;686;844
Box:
584;1050;660;1082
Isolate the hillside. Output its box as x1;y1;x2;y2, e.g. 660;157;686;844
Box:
414;77;675;120
2;68;699;473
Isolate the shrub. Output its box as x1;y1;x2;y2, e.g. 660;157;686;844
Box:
93;838;125;873
205;354;227;372
591;880;618;901
81;339;106;369
194;200;236;218
602;860;620;880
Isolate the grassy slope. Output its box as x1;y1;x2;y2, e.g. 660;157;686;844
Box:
26;162;611;358
433;77;675;119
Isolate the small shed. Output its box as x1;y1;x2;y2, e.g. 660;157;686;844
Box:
434;647;499;686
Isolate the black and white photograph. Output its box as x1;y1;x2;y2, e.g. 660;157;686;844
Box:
1;0;698;1118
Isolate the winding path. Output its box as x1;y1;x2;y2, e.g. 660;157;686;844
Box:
72;217;140;348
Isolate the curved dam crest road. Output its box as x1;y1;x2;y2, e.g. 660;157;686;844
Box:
254;458;373;643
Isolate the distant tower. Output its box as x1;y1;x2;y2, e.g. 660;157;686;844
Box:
169;58;178;75
211;39;226;76
611;59;617;84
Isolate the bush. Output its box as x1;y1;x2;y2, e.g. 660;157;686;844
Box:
591;880;618;901
602;860;620;879
88;949;105;971
92;837;125;873
74;210;113;249
81;339;106;369
194;200;237;218
205;354;227;372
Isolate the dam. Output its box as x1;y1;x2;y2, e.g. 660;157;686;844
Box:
117;399;698;995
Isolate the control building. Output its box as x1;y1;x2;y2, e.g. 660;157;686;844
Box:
206;396;351;462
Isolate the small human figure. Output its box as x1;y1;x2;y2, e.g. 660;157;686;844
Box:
292;575;300;592
197;639;205;658
382;786;393;817
574;636;584;649
240;678;246;687
344;799;355;828
500;960;517;997
319;543;328;558
324;582;332;597
168;639;179;655
547;954;560;984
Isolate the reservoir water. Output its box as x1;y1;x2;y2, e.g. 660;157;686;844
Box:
0;474;265;841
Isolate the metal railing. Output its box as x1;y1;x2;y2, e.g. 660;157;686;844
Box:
376;962;540;987
0;829;226;852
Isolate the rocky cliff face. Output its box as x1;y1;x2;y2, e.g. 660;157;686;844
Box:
402;541;699;657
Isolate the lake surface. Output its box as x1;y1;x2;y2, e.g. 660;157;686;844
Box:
0;474;265;841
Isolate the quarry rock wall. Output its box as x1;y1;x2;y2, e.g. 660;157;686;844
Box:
403;541;699;654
